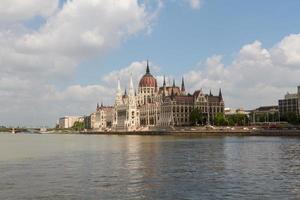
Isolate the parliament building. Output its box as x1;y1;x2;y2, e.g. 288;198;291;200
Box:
111;61;225;131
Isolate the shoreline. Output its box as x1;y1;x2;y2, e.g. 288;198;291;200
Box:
2;129;300;137
79;129;300;137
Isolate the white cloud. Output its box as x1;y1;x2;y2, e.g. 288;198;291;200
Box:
184;34;300;109
103;60;160;90
0;0;59;23
0;0;158;127
187;0;202;9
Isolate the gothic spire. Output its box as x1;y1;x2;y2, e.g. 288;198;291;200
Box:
209;89;212;96
163;75;166;87
97;102;99;110
181;77;185;92
173;79;175;87
117;79;121;92
219;88;223;100
146;60;150;74
124;88;127;96
129;74;134;96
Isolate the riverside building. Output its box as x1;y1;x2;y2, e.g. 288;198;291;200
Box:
112;61;225;131
279;86;300;117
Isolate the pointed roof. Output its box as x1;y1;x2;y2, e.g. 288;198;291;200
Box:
163;75;166;87
209;89;212;96
173;79;176;87
181;77;185;92
139;60;157;88
146;60;150;74
219;88;223;100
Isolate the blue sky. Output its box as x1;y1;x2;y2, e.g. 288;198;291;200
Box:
75;0;300;85
1;0;300;126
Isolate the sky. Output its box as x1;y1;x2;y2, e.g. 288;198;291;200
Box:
1;0;300;127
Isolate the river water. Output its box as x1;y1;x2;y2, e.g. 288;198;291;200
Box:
0;134;300;200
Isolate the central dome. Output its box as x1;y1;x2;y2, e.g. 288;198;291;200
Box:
139;61;157;88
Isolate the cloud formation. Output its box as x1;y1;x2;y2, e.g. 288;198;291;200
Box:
184;34;300;109
0;0;156;127
0;0;59;23
187;0;202;9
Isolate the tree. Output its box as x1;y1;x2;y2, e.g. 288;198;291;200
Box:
72;121;85;131
281;112;299;124
226;114;249;126
190;108;204;125
214;113;228;126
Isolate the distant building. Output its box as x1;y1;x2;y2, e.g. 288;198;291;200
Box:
84;104;114;130
279;86;300;117
225;108;250;116
251;106;279;123
59;116;83;128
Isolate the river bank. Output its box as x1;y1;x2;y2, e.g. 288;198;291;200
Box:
3;128;300;137
80;129;300;137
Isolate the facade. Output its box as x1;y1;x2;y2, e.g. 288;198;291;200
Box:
113;76;140;131
112;62;225;131
251;106;279;123
84;103;114;130
59;116;83;129
279;86;300;117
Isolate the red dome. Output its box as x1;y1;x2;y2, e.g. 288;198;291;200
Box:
139;74;157;88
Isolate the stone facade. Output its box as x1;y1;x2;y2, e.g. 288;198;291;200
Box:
112;62;225;131
59;116;83;129
279;86;300;117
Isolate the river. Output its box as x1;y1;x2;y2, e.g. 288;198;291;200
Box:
0;134;300;199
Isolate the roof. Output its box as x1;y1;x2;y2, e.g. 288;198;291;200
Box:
174;96;194;104
255;105;278;111
206;95;222;103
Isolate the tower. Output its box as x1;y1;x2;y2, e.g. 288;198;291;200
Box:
115;79;122;106
181;77;186;95
219;88;223;101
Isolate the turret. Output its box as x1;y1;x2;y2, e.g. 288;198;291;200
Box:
115;79;123;105
146;60;150;74
219;88;223;101
181;77;185;94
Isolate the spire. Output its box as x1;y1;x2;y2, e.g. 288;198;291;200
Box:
124;88;127;96
129;74;134;96
209;89;212;96
97;102;99;110
101;102;103;107
181;77;185;92
219;88;223;100
163;75;166;87
173;79;175;87
146;60;150;74
115;79;123;106
117;79;121;92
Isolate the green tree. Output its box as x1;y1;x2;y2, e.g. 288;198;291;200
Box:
226;114;249;126
72;121;85;131
190;108;204;125
214;113;228;126
281;112;299;124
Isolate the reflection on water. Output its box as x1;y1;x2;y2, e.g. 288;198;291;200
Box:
0;134;300;199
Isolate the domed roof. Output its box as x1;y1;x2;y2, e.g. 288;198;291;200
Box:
139;61;157;88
